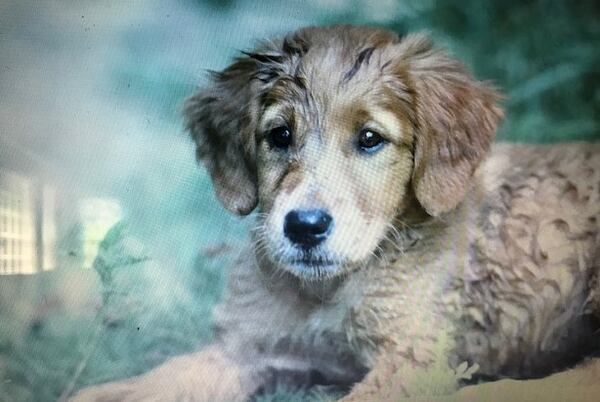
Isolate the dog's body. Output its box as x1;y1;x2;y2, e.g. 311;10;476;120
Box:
73;26;600;401
208;143;600;400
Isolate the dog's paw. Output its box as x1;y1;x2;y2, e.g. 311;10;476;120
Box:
70;347;258;402
70;376;231;402
70;380;142;402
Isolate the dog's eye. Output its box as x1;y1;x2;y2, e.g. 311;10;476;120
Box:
268;126;292;150
358;129;386;153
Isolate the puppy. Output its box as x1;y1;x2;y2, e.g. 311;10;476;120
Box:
73;25;600;401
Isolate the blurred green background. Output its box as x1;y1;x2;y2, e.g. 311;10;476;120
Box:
0;0;598;401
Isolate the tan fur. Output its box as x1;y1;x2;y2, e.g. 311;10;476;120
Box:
72;26;600;401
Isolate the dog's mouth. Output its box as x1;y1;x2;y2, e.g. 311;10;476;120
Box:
282;250;347;279
290;257;337;268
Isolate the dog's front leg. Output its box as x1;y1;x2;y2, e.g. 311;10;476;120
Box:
70;344;262;402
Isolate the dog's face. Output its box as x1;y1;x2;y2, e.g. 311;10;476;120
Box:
186;25;502;280
253;50;415;277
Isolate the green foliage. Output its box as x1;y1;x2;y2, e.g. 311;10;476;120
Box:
92;221;148;306
0;221;228;401
56;222;150;400
1;315;98;402
394;332;479;399
325;0;600;143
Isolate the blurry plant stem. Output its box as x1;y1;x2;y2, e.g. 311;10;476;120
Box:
59;284;117;401
58;222;148;400
57;320;103;402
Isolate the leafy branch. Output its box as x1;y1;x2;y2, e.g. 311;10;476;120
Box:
58;222;148;401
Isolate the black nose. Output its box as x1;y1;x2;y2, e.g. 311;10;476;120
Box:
284;209;333;248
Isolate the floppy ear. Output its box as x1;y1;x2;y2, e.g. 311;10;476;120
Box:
398;35;503;216
185;52;283;215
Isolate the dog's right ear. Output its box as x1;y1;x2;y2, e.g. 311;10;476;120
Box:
185;52;283;215
388;34;503;217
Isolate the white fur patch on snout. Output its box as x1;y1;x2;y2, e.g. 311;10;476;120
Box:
263;163;387;276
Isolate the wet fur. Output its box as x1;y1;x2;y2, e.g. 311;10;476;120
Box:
72;25;600;401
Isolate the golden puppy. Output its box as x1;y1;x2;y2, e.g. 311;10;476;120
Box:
73;25;600;402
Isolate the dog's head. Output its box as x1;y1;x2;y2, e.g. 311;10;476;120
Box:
186;25;502;280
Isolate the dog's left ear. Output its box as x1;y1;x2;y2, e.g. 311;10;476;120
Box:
185;51;284;215
393;35;503;216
